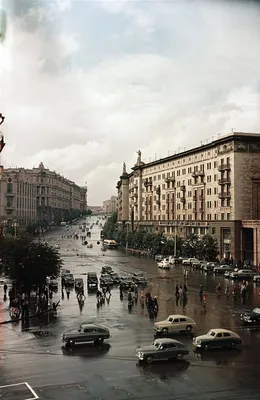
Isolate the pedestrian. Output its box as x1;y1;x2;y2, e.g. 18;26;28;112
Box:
3;283;7;295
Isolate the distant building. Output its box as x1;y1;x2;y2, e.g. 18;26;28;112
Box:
0;162;87;228
103;196;118;214
88;205;103;215
116;132;260;265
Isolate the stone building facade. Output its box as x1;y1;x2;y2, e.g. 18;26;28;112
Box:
116;132;260;265
103;196;118;214
0;162;87;227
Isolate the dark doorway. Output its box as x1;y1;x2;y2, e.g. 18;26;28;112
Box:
242;228;253;264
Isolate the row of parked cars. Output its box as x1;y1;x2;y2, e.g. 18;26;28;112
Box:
99;266;147;289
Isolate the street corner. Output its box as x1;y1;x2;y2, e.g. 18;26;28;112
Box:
0;382;39;400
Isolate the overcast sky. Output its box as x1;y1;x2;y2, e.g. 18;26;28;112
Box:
0;0;260;205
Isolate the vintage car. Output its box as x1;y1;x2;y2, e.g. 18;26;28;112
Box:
182;258;200;266
154;314;196;335
101;266;113;275
74;278;84;291
136;338;189;363
62;324;110;347
132;272;147;285
253;275;260;283
100;273;113;287
110;272;120;284
229;269;254;280
203;262;217;272
213;265;234;274
241;307;260;326
193;329;242;350
87;272;98;290
64;273;74;286
119;276;133;290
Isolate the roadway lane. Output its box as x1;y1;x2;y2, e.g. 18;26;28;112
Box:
1;217;260;399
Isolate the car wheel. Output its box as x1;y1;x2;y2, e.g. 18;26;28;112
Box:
176;352;183;360
186;325;193;333
162;328;168;334
145;356;153;364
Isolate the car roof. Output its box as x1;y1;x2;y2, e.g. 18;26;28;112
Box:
154;338;184;345
209;328;236;333
168;314;191;319
80;324;106;329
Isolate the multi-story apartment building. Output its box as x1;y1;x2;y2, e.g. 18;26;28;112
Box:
0;162;87;227
116;132;260;265
103;196;118;214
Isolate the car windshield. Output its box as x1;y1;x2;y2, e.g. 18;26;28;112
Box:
168;317;173;322
253;308;260;314
153;341;160;348
208;331;216;337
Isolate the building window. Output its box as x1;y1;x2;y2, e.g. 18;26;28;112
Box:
221;213;225;220
212;227;216;234
214;188;217;195
227;213;230;220
214;161;217;168
207;175;211;182
214;214;218;220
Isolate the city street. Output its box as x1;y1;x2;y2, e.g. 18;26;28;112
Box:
1;217;260;399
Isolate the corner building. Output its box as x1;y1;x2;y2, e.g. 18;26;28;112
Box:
117;132;260;265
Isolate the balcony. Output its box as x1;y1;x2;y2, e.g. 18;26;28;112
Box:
218;192;231;199
193;195;197;201
180;197;186;203
180;185;186;191
218;177;231;185
165;177;170;183
192;170;205;177
218;164;231;172
6;192;14;197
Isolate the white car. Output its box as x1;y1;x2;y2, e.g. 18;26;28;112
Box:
182;258;200;266
253;275;260;283
157;258;170;269
154;314;196;334
193;329;242;350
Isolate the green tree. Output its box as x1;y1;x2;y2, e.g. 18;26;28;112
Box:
182;233;200;257
0;236;62;293
198;234;219;261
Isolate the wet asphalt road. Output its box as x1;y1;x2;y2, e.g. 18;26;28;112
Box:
1;217;260;400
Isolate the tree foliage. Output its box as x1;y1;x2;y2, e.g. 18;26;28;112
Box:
0;235;62;292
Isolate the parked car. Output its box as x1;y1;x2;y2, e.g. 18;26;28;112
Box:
110;272;120;284
253;275;260;283
132;272;147;285
229;269;254;280
193;329;242;350
87;272;98;290
182;258;200;266
101;266;113;275
241;307;260;326
136;338;189;364
119;276;133;290
100;274;113;287
75;278;84;291
204;262;217;272
154;314;196;335
62;324;110;347
158;259;170;269
155;255;164;262
213;265;234;274
169;256;179;265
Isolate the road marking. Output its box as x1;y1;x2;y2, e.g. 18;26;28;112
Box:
0;382;39;400
25;382;39;399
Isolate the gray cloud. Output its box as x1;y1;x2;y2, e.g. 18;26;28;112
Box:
1;0;260;204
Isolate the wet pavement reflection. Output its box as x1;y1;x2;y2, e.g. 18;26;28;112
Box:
1;216;260;399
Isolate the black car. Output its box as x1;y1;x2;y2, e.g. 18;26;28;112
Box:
119;276;133;290
87;272;98;291
241;308;260;326
132;272;147;285
101;266;113;275
100;274;113;287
